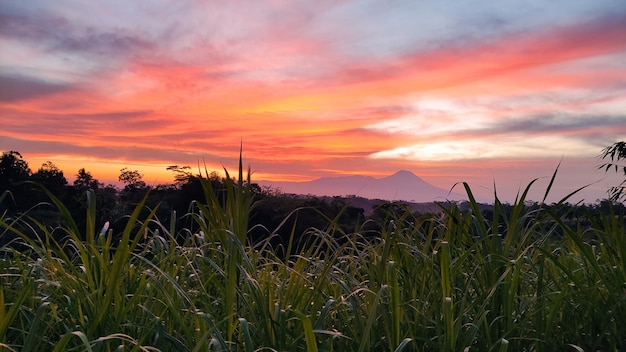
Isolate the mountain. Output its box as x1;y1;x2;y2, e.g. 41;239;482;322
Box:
258;170;466;203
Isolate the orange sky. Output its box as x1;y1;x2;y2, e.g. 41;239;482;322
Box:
1;1;625;202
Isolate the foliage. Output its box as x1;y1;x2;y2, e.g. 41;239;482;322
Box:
119;168;148;203
0;151;31;186
30;161;68;205
1;159;625;351
74;168;101;191
599;140;626;202
0;151;32;212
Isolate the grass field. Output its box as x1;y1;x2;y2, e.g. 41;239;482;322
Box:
1;166;625;351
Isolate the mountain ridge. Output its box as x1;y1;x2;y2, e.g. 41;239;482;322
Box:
258;170;466;203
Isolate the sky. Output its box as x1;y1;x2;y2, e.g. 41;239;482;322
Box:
1;0;625;203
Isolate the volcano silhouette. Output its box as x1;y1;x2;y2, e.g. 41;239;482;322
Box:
260;170;465;202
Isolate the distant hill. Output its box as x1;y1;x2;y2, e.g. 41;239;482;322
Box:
258;170;466;203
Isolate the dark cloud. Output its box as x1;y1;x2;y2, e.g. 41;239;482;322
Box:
0;107;158;136
0;73;74;101
52;29;153;56
0;11;58;41
0;10;153;59
0;135;210;166
491;114;626;135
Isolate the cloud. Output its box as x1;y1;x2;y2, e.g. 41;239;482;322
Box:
491;114;626;137
0;134;213;165
369;135;598;162
0;106;162;140
0;73;74;101
0;10;154;58
367;109;626;161
313;0;626;59
322;11;626;89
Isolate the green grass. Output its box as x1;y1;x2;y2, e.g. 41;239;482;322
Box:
1;163;625;351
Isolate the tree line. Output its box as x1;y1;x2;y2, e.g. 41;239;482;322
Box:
2;147;624;250
0;151;373;249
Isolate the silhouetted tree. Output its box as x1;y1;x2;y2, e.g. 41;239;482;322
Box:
74;168;101;192
166;165;193;187
97;185;119;215
599;141;626;202
0;151;32;212
0;151;31;188
20;161;69;226
31;161;67;197
63;168;120;239
119;168;148;203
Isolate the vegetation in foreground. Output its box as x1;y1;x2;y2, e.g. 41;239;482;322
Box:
1;156;626;351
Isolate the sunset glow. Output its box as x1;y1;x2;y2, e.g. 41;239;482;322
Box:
1;1;625;202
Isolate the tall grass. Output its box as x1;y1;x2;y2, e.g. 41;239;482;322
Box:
1;163;625;351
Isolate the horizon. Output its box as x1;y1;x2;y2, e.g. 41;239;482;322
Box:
1;1;625;203
5;150;622;205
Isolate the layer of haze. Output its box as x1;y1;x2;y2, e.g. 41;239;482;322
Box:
1;1;625;203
